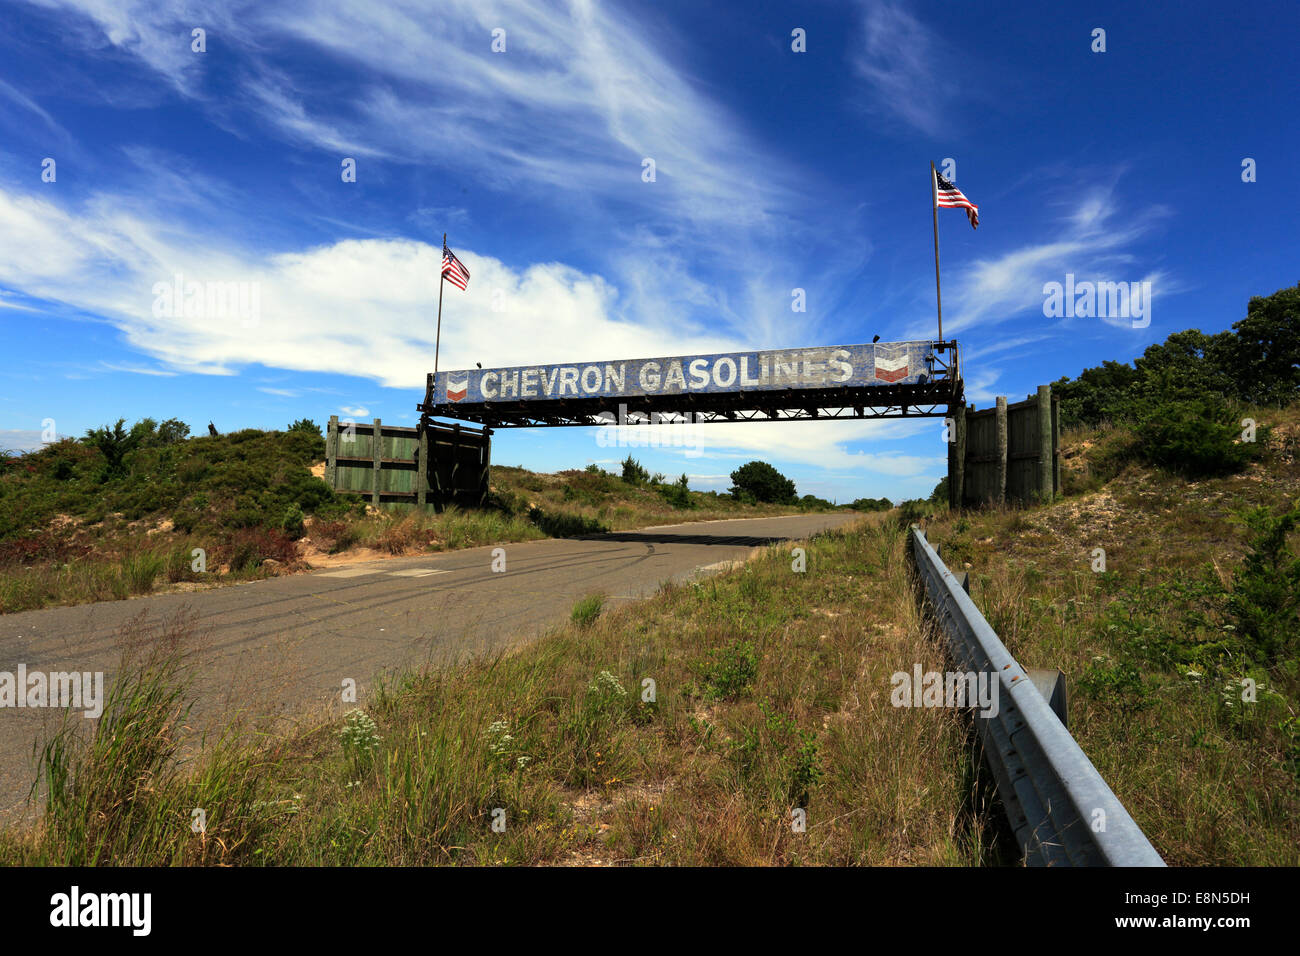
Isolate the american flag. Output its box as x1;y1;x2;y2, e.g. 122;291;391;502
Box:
934;170;979;229
442;246;471;290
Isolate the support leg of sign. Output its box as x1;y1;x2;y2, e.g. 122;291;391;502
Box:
431;426;447;515
948;404;966;510
480;427;492;507
326;415;338;490
417;423;429;509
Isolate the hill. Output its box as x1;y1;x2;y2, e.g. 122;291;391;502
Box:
0;422;837;614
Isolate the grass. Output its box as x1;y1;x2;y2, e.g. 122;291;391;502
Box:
917;399;1300;865
0;426;844;615
10;404;1290;865
570;594;605;629
0;516;993;866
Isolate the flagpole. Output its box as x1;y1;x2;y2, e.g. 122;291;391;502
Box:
931;161;943;347
434;232;446;378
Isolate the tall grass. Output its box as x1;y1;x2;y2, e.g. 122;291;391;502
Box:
10;610;280;865
0;518;985;866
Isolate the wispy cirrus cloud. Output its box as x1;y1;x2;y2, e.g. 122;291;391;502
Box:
852;0;964;137
905;181;1174;339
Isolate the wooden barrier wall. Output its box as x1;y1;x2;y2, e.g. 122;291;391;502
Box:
947;384;1059;508
325;416;490;509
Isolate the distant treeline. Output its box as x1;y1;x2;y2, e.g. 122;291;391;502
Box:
1053;282;1300;429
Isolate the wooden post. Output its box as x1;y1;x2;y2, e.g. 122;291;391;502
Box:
948;405;966;510
995;396;1008;506
416;424;429;509
1052;395;1061;497
326;415;338;490
429;424;444;514
372;418;382;508
1037;385;1053;502
480;427;492;506
450;423;461;498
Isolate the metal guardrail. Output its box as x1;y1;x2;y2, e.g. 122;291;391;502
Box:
909;526;1165;867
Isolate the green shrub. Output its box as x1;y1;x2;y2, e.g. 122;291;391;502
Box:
895;499;932;529
729;461;796;504
571;594;605;628
700;639;758;700
621;455;649;485
528;507;607;538
1135;397;1259;478
1227;499;1300;665
657;474;694;509
850;496;893;512
281;503;306;539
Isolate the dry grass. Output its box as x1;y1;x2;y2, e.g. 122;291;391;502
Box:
0;517;990;866
919;401;1300;865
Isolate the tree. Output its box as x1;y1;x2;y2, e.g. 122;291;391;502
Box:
729;460;797;504
1228;283;1300;406
83;418;143;477
621;454;649;484
1053;360;1141;428
156;418;190;444
850;496;893;512
1133;329;1237;403
288;419;322;437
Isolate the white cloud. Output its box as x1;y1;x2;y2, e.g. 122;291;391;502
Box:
852;1;961;137
905;184;1172;339
0;429;50;453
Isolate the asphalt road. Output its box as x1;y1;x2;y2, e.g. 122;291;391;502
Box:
0;512;860;819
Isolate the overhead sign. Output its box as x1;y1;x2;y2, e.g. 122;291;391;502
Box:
433;341;934;406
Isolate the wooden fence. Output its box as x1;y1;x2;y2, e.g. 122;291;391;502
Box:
325;416;490;509
948;384;1059;508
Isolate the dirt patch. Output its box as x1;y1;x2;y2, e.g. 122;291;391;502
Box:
297;541;394;568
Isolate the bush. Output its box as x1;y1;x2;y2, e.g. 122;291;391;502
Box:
657;473;693;509
700;639;759;700
850;496;893;512
83;419;143;477
281;503;306;539
287;419;322;438
621;455;649;485
224;528;298;572
1227;499;1300;665
729;461;796;504
895;499;932;529
1135;397;1258;478
571;594;604;628
528;507;607;537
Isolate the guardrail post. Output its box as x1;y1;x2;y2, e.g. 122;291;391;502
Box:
907;524;1164;867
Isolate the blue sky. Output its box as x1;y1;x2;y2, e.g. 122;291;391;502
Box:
0;0;1295;502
